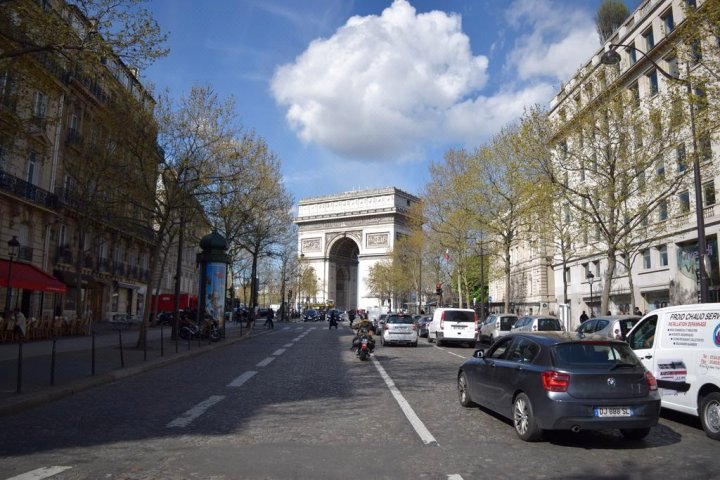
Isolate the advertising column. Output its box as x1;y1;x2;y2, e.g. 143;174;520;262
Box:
197;230;229;334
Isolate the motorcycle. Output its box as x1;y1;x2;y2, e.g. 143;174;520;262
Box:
329;316;338;330
352;328;374;360
358;337;370;361
179;315;221;342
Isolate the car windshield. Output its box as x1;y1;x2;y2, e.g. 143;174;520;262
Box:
500;316;517;330
552;342;640;368
538;318;561;331
387;315;413;324
444;310;474;322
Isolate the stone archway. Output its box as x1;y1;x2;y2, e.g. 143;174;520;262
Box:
328;237;359;310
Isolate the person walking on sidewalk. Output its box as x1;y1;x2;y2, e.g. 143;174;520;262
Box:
264;308;275;329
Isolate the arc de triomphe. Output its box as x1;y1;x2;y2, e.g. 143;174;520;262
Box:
295;187;419;311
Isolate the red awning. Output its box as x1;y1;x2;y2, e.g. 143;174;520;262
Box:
0;260;67;293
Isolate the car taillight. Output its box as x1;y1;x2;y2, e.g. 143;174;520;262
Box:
542;371;570;392
495;320;500;329
645;371;658;391
411;323;417;330
440;311;445;329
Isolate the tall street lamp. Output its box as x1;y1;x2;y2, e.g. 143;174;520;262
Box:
5;236;20;317
600;43;708;303
586;271;595;318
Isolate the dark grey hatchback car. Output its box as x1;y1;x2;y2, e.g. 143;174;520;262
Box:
458;332;661;441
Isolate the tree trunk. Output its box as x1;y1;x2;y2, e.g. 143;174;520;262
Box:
171;213;185;340
601;251;617;316
504;250;511;314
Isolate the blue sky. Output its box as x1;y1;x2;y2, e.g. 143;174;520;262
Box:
143;0;639;205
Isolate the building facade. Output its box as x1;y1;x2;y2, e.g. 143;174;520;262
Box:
1;0;160;322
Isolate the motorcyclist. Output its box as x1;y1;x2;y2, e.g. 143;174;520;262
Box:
348;309;356;327
264;308;275;329
351;318;375;353
329;309;339;329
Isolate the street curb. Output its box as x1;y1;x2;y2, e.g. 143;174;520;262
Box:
0;328;259;418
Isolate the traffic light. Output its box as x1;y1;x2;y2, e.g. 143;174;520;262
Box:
435;283;442;295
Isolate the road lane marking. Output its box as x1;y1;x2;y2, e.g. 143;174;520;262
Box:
283;343;293;348
448;475;464;480
167;395;225;428
5;467;73;480
272;348;286;356
372;357;438;446
435;346;467;359
257;356;275;367
227;371;257;387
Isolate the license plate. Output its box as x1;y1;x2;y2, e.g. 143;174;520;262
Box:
594;406;633;417
452;325;465;329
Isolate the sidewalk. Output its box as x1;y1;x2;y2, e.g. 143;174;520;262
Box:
0;319;277;417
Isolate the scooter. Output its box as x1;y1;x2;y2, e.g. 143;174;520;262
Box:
329;316;338;329
179;316;221;342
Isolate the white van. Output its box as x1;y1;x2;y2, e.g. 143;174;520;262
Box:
427;308;477;346
625;304;720;440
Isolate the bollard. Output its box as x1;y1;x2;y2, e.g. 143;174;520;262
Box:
118;329;124;368
16;335;23;394
50;338;57;386
143;330;147;361
160;324;164;357
91;327;96;375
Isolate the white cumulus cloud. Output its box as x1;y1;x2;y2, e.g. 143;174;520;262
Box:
271;0;488;160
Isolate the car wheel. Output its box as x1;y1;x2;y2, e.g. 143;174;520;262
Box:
436;334;443;347
620;428;651;440
412;341;417;347
700;392;720;440
513;393;542;441
458;372;477;407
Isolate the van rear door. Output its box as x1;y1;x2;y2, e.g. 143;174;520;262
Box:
443;309;476;339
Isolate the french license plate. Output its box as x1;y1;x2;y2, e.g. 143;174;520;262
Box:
452;325;465;329
594;406;633;417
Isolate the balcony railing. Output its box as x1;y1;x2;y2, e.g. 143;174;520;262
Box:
0;171;59;210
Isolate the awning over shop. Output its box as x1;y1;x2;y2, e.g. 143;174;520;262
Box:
0;260;67;293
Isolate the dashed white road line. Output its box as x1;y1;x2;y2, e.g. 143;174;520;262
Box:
167;395;225;428
435;346;466;359
447;475;464;480
272;348;286;356
372;357;438;446
227;371;257;387
256;356;275;367
283;343;293;348
5;467;73;480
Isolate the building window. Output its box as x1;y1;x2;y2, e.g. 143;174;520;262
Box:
691;40;702;65
627;47;637;66
686;0;696;9
699;132;712;161
658;200;668;221
693;84;708;111
658;245;668;266
647;70;659;96
32;91;48;118
662;10;674;34
27;151;37;185
643;249;651;269
629;82;640;107
666;55;679;78
704;181;716;207
656;159;665;179
677;144;686;172
0;71;16;109
644;28;655;51
679;190;690;213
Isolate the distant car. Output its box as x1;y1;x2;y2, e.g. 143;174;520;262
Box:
479;313;519;344
427;308;478;346
457;332;661;441
381;313;418;347
416;315;432;338
512;315;563;333
576;315;641;341
302;309;320;322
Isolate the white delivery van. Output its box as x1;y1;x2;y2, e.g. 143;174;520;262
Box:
625;304;720;440
427;308;477;346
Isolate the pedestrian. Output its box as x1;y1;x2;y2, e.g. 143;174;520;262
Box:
264;308;275;329
12;307;27;337
633;307;642;316
579;310;589;323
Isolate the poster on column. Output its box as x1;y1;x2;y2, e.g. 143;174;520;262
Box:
204;262;226;324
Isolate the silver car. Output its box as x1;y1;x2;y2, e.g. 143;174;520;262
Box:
381;313;418;347
458;332;661;441
576;315;640;341
480;313;518;344
512;315;563;333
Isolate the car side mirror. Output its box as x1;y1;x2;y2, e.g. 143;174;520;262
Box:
473;349;485;358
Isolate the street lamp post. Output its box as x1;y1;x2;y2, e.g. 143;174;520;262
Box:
601;44;708;303
4;236;20;317
586;271;595;318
